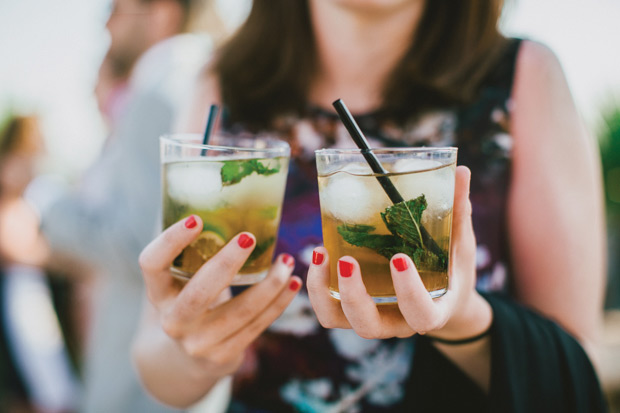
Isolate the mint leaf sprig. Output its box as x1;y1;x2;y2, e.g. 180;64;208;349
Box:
221;159;280;186
337;195;448;271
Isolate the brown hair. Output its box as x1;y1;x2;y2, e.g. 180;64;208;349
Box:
0;116;42;158
214;0;508;131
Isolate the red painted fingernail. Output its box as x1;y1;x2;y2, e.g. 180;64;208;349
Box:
237;234;254;249
338;260;354;278
184;215;197;229
312;251;324;265
393;257;409;272
282;253;294;266
289;278;302;291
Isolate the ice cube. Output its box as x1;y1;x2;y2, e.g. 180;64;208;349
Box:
166;161;223;209
321;172;389;224
391;158;442;173
340;162;373;175
394;164;455;217
221;169;287;207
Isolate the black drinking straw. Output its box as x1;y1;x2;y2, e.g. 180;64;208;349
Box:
332;99;404;204
332;98;444;256
203;104;220;145
201;104;219;156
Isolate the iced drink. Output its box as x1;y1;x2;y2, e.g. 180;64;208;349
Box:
316;148;457;303
161;134;290;285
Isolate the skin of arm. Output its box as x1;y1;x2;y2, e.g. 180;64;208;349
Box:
131;300;226;408
428;40;606;388
507;40;605;361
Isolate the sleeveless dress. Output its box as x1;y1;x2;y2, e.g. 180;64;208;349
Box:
224;39;522;413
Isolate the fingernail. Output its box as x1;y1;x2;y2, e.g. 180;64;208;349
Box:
312;251;324;265
338;260;353;278
289;278;302;291
393;257;409;272
282;253;294;267
237;234;254;249
184;215;197;229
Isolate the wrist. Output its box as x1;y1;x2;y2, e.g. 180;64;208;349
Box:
428;292;493;342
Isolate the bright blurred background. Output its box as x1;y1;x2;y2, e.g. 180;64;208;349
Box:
2;0;620;175
1;0;619;409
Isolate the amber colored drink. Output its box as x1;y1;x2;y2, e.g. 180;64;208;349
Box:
316;149;457;304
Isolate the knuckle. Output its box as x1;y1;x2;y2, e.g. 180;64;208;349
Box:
395;289;416;306
244;320;265;340
209;253;240;278
183;339;206;359
266;271;287;290
176;288;206;315
464;199;473;216
397;330;415;339
355;326;380;340
232;301;255;321
144;288;158;305
138;250;157;274
305;273;320;291
161;314;183;339
209;349;236;367
316;315;340;330
161;228;178;246
417;318;442;334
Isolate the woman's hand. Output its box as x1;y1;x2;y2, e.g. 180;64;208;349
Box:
137;216;302;383
307;166;492;341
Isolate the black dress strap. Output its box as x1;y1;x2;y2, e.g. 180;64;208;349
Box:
483;38;523;95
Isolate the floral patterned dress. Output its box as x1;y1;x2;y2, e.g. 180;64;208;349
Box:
225;39;522;413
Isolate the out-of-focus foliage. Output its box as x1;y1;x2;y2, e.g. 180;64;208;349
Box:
599;103;620;309
600;105;620;220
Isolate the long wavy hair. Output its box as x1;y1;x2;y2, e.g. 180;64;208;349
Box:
214;0;508;131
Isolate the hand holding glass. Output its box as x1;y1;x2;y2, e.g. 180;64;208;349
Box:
161;134;290;285
316;147;457;303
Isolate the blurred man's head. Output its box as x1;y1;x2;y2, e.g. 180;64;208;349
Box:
0;115;44;197
105;0;199;73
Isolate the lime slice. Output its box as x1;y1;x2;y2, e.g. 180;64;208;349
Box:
191;231;226;261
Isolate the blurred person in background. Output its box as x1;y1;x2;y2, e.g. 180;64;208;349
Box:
0;0;222;411
0;115;80;413
133;0;607;411
94;51;132;132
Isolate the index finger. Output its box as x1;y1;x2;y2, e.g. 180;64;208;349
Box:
172;231;257;321
139;215;203;304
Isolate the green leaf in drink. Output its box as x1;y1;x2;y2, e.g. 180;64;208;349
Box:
381;196;427;249
336;194;448;271
248;236;276;263
221;159;281;186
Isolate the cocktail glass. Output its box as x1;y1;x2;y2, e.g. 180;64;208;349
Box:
161;133;290;285
316;147;457;303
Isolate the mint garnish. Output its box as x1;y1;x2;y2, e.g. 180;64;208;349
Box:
221;159;280;186
337;195;448;271
381;196;427;249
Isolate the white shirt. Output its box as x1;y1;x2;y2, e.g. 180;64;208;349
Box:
38;33;211;413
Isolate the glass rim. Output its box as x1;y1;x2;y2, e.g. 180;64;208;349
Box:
160;133;291;154
315;146;457;156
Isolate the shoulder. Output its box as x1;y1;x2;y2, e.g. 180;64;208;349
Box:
512;40;568;106
515;40;561;71
510;40;579;142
